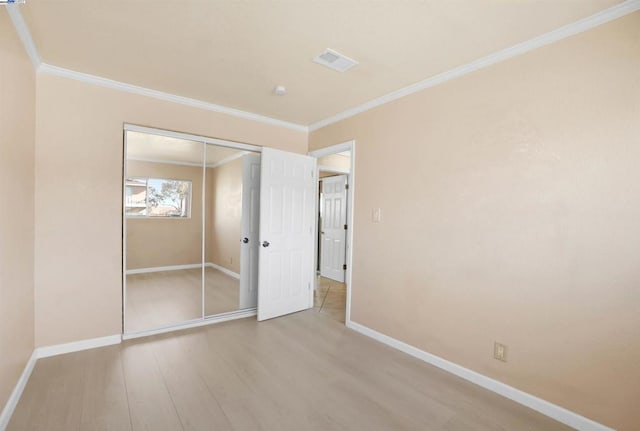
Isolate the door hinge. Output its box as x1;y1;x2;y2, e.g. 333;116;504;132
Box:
345;184;349;190
344;224;347;230
308;282;311;290
343;264;347;270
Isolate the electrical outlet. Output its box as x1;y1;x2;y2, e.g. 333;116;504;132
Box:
494;342;507;362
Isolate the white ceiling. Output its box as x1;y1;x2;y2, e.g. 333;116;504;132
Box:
20;0;623;126
126;131;247;165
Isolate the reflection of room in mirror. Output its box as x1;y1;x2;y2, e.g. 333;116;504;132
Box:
125;132;204;332
124;129;261;333
204;145;260;316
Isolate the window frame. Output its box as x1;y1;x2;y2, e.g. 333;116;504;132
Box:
125;176;193;219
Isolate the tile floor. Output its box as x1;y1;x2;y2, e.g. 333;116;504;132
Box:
313;275;346;323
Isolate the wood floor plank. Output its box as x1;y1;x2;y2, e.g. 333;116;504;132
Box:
9;310;574;431
150;334;233;431
8;352;85;431
79;346;132;431
120;340;184;431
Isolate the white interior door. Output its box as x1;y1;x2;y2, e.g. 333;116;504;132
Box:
239;153;260;309
320;175;347;282
258;148;316;321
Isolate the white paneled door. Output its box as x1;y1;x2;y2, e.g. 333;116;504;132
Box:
320;175;347;282
258;148;317;321
239;153;261;310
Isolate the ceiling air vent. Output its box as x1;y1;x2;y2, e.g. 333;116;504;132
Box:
313;49;358;73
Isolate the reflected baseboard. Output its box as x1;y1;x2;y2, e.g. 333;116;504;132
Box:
205;262;240;280
126;262;240;279
126;263;202;275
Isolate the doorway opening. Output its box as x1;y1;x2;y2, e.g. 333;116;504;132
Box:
310;141;355;325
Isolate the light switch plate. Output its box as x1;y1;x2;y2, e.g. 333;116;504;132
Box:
372;208;382;223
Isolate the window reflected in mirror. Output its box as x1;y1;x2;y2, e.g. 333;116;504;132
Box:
123;127;261;334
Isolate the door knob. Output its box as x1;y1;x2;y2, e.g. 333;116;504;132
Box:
262;241;270;248
242;237;249;244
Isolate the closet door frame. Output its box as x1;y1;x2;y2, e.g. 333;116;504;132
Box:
122;123;261;340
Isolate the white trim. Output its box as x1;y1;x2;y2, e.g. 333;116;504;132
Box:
310;142;354;158
127;156;203;167
5;5;41;70
0;351;37;431
318;165;350;175
206;262;240;280
122;130;128;333
125;263;202;275
5;8;306;132
206;151;249;169
122;309;256;340
201;144;206;319
346;321;615;431
308;0;640;131
8;1;639;134
35;335;122;359
124;123;263;153
309;140;356;324
39;64;307;132
125;262;240;278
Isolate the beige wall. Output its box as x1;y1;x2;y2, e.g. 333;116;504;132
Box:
205;158;242;274
318;153;350;171
0;9;35;411
126;160;203;269
34;73;307;348
310;13;640;431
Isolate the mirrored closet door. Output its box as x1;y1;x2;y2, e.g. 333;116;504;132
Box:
203;146;260;316
123;126;262;334
124;131;204;332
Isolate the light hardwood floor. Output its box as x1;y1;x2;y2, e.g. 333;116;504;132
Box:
126;267;241;332
9;311;571;431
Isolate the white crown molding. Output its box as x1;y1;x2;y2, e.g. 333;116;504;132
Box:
346;320;615;431
7;1;638;134
124;123;263;153
309;0;640;131
39;63;308;133
5;4;41;70
127;156;203;167
0;351;37;431
5;6;307;133
206;151;248;169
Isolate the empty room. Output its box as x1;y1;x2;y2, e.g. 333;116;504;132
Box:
0;1;638;430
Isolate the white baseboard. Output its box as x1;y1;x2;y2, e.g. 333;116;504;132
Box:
126;263;202;275
122;308;256;340
205;262;240;280
36;334;122;359
346;320;614;431
0;351;38;431
126;263;240;279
